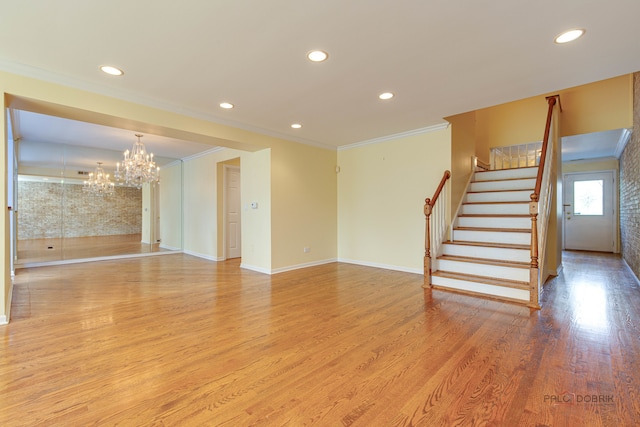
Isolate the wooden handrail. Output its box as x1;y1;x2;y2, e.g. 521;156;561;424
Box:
424;170;451;287
425;170;451;208
531;96;558;202
529;95;559;308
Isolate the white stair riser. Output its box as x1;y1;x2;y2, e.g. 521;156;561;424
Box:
474;168;538;182
461;203;529;215
453;229;531;245
469;178;536;192
431;276;530;301
436;259;529;282
457;216;531;229
442;244;530;263
466;190;532;203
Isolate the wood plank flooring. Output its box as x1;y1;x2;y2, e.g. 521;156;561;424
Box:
17;234;170;265
1;251;639;426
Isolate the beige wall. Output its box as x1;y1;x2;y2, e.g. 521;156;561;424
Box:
158;162;183;250
445;111;476;221
183;148;244;260
337;128;452;273
270;142;337;271
475;75;633;163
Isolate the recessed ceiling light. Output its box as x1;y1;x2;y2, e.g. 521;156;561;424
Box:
307;50;328;62
554;29;585;44
220;102;234;109
379;92;394;100
291;123;302;129
100;65;124;76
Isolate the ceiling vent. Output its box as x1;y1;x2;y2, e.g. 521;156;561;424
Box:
77;171;91;175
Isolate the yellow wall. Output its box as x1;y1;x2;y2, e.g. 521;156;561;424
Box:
475;75;633;163
445;111;476;220
158;162;183;250
182;148;245;260
270;142;337;271
240;149;272;272
337;128;452;273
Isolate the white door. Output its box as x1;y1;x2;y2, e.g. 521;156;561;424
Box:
225;166;241;259
563;171;616;252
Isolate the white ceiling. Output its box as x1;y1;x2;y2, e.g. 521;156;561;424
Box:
1;1;640;157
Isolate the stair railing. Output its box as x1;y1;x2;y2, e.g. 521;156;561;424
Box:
529;95;560;308
424;170;451;287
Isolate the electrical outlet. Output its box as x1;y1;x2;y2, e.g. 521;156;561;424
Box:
303;247;311;253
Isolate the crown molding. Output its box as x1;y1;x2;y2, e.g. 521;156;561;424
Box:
0;59;336;151
337;122;450;151
614;128;632;159
181;147;226;162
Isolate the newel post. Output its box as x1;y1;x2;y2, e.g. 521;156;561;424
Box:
529;195;540;308
423;198;433;288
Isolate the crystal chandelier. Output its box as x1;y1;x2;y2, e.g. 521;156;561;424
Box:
115;133;160;188
83;162;115;196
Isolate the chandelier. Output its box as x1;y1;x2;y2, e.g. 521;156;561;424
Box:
83;162;115;196
115;133;160;188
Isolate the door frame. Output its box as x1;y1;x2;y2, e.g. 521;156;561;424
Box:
222;164;241;260
562;169;618;253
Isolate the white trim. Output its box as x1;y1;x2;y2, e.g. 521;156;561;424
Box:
562;170;618;253
270;258;337;274
0;59;337;152
16;250;182;269
161;159;183;169
159;244;182;251
183;249;223;262
614;128;632;159
1;280;14;325
240;263;272;274
337;258;422;275
239;258;338;275
338;122;450;151
182;147;226;162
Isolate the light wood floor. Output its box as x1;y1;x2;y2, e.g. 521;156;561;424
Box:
1;251;639;426
17;234;170;265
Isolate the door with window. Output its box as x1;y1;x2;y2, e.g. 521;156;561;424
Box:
563;171;616;252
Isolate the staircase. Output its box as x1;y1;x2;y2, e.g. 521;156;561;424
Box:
431;166;538;305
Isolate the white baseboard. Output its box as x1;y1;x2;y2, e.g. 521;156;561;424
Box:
239;263;271;274
1;280;12;325
240;258;337;275
183;250;223;262
270;258;337;274
159;244;182;251
337;258;422;275
16;250;182;269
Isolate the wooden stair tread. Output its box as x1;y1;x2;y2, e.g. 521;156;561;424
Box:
430;284;532;306
454;226;530;233
442;240;530;250
458;214;531;218
475;166;538;173
463;201;529;205
437;254;529;269
467;189;534;194
432;270;529;290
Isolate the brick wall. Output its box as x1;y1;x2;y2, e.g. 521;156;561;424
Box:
18;181;142;240
620;72;640;278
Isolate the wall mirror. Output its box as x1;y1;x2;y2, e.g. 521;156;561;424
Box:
10;110;209;267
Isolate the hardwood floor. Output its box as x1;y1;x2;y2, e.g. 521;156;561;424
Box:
1;251;639;426
17;234;170;265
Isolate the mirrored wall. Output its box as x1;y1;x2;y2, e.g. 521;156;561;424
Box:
15;139;183;266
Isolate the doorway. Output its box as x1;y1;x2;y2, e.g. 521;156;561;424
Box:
224;165;241;259
563;171;617;252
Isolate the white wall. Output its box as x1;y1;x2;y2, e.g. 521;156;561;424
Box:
337;128;452;273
